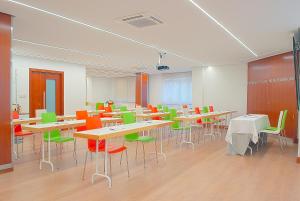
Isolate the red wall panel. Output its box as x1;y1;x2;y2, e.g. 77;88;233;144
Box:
0;12;12;168
248;52;298;140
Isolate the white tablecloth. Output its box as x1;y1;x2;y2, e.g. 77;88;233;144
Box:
225;114;270;144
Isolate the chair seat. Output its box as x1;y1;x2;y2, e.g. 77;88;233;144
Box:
137;136;155;142
15;130;33;137
265;126;277;131
89;145;127;154
261;129;281;135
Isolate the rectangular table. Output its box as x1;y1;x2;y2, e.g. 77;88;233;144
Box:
225;114;270;155
174;111;236;149
74;120;173;187
19;118;122;167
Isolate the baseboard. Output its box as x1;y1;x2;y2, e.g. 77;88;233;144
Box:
0;163;13;174
297;157;300;164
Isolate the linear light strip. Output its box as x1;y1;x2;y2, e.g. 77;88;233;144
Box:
8;0;201;64
13;38;104;57
189;0;258;57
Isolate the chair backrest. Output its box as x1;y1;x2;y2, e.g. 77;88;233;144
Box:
209;105;214;112
122;112;136;124
121;112;139;140
276;111;284;129
76;110;88;131
41;112;60;139
85;116;105;150
12;111;22;132
157;104;163;110
104;106;112;113
147;104;153;110
76;110;88;120
36;109;47;117
195;107;201;114
202;106;209;113
163;106;169;113
152;107;158;113
280;110;288;130
119;105;128;112
96;102;104;110
110;104;116;110
170;109;180;129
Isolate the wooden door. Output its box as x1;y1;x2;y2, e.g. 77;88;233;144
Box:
29;69;64;117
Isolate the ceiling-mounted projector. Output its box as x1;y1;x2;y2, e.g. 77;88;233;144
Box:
156;52;169;71
156;65;170;71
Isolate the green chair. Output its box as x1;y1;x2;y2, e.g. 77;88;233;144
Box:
95;102;104;110
169;109;190;144
119;105;128;112
157;104;163;110
163;106;169;113
260;110;288;151
41;112;77;162
121;112;158;168
111;104;116;111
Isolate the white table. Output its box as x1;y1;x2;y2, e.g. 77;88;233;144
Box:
74;120;173;187
225;114;270;155
175;111;236;149
21;118;123;170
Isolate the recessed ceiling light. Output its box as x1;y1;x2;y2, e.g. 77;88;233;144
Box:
189;0;258;57
8;0;201;65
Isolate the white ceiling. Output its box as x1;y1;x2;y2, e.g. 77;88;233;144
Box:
0;0;299;77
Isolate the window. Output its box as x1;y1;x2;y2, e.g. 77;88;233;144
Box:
162;77;192;105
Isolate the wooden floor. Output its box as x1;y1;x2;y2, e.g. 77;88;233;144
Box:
1;131;300;201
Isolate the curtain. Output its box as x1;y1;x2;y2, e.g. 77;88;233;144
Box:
162;77;192;105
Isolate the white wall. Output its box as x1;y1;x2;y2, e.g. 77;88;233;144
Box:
149;72;192;107
11;55;87;115
192;64;247;116
87;76;136;108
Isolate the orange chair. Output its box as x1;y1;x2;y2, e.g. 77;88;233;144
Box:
97;104;105;110
151;107;162;120
104;106;113;117
12;111;34;157
195;107;202;124
76;110;89;131
82;116;129;180
147;104;153;110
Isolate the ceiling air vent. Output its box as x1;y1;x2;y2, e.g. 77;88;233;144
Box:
120;13;163;28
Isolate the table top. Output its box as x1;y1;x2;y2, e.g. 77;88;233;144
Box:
136;112;170;118
12;110;106;125
74;120;173;140
174;111;236;121
225;114;270;144
21;117;122;132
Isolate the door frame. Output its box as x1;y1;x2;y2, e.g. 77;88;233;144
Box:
29;68;64;116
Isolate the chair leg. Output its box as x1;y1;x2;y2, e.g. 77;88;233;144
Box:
22;137;24;153
109;155;112;179
82;151;88;180
154;139;158;164
120;141;125;166
142;142;146;168
125;150;130;178
135;141;139;161
73;140;78;165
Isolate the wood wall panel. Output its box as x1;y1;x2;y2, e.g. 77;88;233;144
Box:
135;73;148;107
248;52;298;140
0;13;12;168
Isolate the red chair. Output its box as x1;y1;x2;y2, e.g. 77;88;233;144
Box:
104;106;113;117
82;116;129;180
76;110;88;131
194;107;203;124
12;111;34;157
151;107;162;120
209;105;214;112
